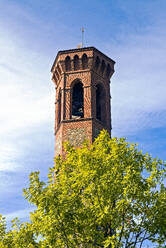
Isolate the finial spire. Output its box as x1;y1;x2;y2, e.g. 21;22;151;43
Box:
77;27;85;48
81;27;84;48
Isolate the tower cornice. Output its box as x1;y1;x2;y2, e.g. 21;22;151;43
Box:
51;46;115;73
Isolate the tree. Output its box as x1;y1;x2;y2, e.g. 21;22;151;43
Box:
0;130;166;247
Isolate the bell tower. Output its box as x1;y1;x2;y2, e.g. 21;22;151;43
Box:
51;47;115;156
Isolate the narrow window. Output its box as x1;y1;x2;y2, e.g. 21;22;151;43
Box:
58;89;61;124
106;64;111;77
82;54;88;69
72;82;84;118
65;56;71;71
95;56;100;70
101;60;106;74
96;84;106;125
74;55;79;70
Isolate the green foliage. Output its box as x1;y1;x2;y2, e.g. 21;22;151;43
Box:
0;130;166;247
0;216;38;248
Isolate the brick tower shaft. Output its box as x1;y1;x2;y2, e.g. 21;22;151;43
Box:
51;47;115;156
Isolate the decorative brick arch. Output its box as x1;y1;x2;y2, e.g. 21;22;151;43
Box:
70;78;84;88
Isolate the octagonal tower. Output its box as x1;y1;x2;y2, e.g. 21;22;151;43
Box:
51;47;115;156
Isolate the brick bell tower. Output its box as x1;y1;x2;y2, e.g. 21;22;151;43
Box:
51;47;115;156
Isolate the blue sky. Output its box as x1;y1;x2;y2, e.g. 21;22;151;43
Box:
0;0;166;227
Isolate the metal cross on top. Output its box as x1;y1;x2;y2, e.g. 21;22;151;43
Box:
81;27;84;48
77;27;85;48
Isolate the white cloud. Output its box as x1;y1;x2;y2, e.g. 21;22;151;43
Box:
0;80;54;134
108;23;166;136
0;25;55;172
0;143;22;171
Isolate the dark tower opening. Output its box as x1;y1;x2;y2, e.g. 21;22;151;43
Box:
65;56;71;71
101;60;106;75
96;84;106;125
72;82;84;118
95;56;100;70
58;89;61;124
74;55;79;70
82;54;88;69
106;64;111;77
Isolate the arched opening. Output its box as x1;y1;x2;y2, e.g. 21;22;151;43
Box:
96;84;106;125
65;56;71;71
101;60;106;74
74;55;79;70
82;54;88;69
95;56;100;70
106;64;111;77
72;82;84;118
58;89;61;124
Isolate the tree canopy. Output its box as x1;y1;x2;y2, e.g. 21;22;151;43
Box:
0;131;166;247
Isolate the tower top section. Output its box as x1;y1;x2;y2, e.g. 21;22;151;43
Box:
51;46;115;156
51;47;115;86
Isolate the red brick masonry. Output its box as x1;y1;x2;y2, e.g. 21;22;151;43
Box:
51;47;115;156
